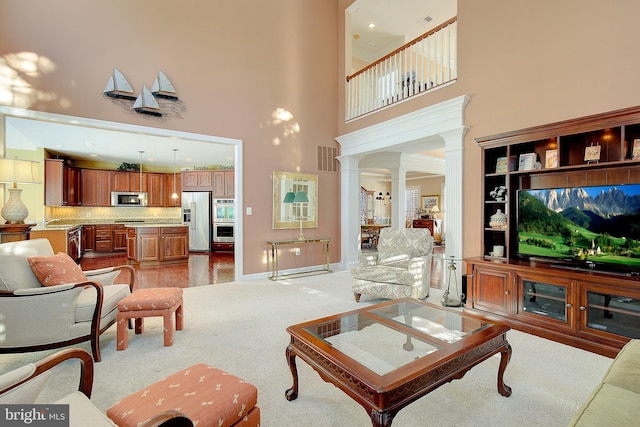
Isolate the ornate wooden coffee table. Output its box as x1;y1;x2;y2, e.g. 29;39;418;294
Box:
285;298;511;426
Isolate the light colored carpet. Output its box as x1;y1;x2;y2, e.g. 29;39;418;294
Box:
0;270;612;426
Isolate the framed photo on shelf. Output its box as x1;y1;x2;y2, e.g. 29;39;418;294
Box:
545;149;558;168
495;157;508;174
632;139;640;160
518;153;536;171
584;145;601;162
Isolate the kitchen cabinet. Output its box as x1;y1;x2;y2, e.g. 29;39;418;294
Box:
45;159;81;206
181;171;213;191
82;225;96;252
126;226;188;264
146;173;164;207
465;257;640;357
164;173;181;207
213;171;234;197
30;226;82;261
111;171;147;192
95;225;112;252
81;169;111;206
112;224;127;251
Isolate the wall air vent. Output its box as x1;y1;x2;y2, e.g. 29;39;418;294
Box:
317;146;338;172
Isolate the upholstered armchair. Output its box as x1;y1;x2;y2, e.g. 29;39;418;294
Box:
0;347;192;427
351;228;434;302
0;238;134;362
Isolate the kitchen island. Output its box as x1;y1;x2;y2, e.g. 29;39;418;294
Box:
126;224;189;265
30;224;82;261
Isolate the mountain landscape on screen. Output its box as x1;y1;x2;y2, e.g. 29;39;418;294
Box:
517;184;640;273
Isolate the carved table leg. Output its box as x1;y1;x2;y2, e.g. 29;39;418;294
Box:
370;409;396;427
497;343;512;397
285;344;299;401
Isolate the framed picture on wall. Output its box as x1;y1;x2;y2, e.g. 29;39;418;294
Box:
421;195;439;212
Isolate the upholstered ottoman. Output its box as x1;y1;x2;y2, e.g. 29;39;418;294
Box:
117;287;183;350
107;363;260;427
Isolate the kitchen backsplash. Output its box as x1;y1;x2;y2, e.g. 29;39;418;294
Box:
48;206;182;223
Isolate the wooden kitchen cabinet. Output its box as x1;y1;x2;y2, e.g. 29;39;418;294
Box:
112;224;127;251
111;171;147;192
126;227;137;261
45;159;81;206
146;173;164;207
95;225;112;252
82;225;96;252
127;226;188;264
181;171;213;191
81;169;111;206
213;171;234;197
164;173;181;207
161;226;189;261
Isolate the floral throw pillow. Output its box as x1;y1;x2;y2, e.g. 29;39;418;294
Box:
27;252;87;287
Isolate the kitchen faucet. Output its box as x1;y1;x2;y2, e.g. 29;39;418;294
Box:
42;218;60;226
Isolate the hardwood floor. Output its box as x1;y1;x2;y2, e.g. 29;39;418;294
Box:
79;251;235;289
80;246;445;290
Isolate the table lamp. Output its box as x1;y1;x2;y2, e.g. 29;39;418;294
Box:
293;191;309;240
0;157;41;224
430;205;440;219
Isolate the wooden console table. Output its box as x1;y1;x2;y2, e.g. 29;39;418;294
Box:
266;237;333;280
0;223;36;243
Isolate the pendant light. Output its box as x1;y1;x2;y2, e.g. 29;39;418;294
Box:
171;149;178;200
138;150;144;199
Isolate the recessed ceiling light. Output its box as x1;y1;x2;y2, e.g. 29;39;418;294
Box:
368;23;375;29
84;141;95;146
354;34;360;40
89;154;97;157
368;41;375;46
54;144;63;148
424;16;433;22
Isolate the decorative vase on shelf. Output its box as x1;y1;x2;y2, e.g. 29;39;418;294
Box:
489;209;508;229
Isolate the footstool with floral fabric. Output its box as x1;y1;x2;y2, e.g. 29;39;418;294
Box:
116;287;184;350
107;363;260;426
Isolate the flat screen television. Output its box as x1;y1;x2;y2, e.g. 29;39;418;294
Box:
516;184;640;276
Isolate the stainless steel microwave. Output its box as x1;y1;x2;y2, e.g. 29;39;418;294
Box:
111;192;148;207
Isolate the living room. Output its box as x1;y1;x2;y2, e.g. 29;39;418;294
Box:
2;0;640;425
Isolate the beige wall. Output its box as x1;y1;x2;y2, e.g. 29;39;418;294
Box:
0;0;339;275
339;0;640;258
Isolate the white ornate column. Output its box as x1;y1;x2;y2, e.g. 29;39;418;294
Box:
440;127;468;283
390;166;408;228
336;154;363;269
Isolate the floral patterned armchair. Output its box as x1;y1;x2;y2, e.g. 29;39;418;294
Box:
351;228;433;302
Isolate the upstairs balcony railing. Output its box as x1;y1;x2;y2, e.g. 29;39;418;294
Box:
345;17;457;121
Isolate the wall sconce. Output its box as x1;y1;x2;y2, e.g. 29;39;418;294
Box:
0;157;41;224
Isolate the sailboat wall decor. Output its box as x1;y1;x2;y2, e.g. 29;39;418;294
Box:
151;70;179;100
133;86;162;117
103;68;136;100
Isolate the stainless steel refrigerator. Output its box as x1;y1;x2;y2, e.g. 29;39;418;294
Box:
182;192;212;251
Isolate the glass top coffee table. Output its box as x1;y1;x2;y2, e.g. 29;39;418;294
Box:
285;297;512;427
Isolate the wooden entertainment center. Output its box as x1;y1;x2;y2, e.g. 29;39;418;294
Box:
466;106;640;357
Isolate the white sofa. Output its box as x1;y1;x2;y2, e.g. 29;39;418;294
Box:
0;238;134;362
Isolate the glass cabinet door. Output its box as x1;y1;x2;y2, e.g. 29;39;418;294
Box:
583;290;640;339
521;280;568;322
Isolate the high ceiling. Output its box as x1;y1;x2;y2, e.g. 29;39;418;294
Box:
348;0;457;65
5;2;455;172
5;114;235;169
